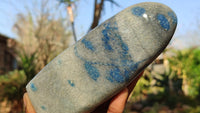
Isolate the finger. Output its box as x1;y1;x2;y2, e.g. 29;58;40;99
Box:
23;93;36;113
107;72;144;113
107;88;129;113
127;72;144;95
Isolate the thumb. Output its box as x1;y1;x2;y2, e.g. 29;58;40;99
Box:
23;93;36;113
107;88;129;113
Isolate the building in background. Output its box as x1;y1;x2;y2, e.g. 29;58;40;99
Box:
0;34;17;75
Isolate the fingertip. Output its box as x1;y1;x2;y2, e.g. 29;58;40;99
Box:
107;88;129;113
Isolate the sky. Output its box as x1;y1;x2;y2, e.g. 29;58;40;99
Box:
0;0;200;49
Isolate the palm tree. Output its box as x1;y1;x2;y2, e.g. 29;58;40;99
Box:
59;0;77;42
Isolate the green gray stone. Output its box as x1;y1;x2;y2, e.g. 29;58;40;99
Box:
26;2;177;113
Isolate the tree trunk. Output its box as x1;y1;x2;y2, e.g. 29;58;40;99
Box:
67;5;77;42
89;0;104;31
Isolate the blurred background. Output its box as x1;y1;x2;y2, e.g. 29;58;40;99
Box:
0;0;200;113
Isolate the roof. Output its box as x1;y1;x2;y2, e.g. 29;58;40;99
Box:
0;34;9;41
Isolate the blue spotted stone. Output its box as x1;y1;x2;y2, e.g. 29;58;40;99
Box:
26;2;177;113
75;21;136;82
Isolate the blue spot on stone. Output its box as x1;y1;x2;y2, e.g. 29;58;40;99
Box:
120;43;129;59
68;80;75;87
106;76;114;83
81;38;95;52
157;14;170;31
121;60;129;66
58;59;62;65
74;21;148;83
30;83;37;92
132;7;145;17
102;29;113;51
110;67;125;83
121;43;129;52
84;62;100;81
168;12;177;24
130;63;139;72
124;69;131;81
120;51;128;57
41;106;46;110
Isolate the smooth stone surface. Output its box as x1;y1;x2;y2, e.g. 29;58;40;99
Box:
26;2;177;113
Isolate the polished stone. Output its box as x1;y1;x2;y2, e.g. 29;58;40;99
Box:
26;2;177;113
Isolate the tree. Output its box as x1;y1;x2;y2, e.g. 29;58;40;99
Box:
13;0;71;73
0;1;72;112
58;0;120;37
89;0;120;30
59;0;77;42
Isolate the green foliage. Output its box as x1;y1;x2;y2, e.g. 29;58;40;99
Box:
153;69;183;96
128;48;200;112
169;48;200;98
131;67;183;104
0;70;26;101
19;52;36;83
58;0;77;5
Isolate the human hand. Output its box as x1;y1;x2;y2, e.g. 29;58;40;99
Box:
23;72;143;113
